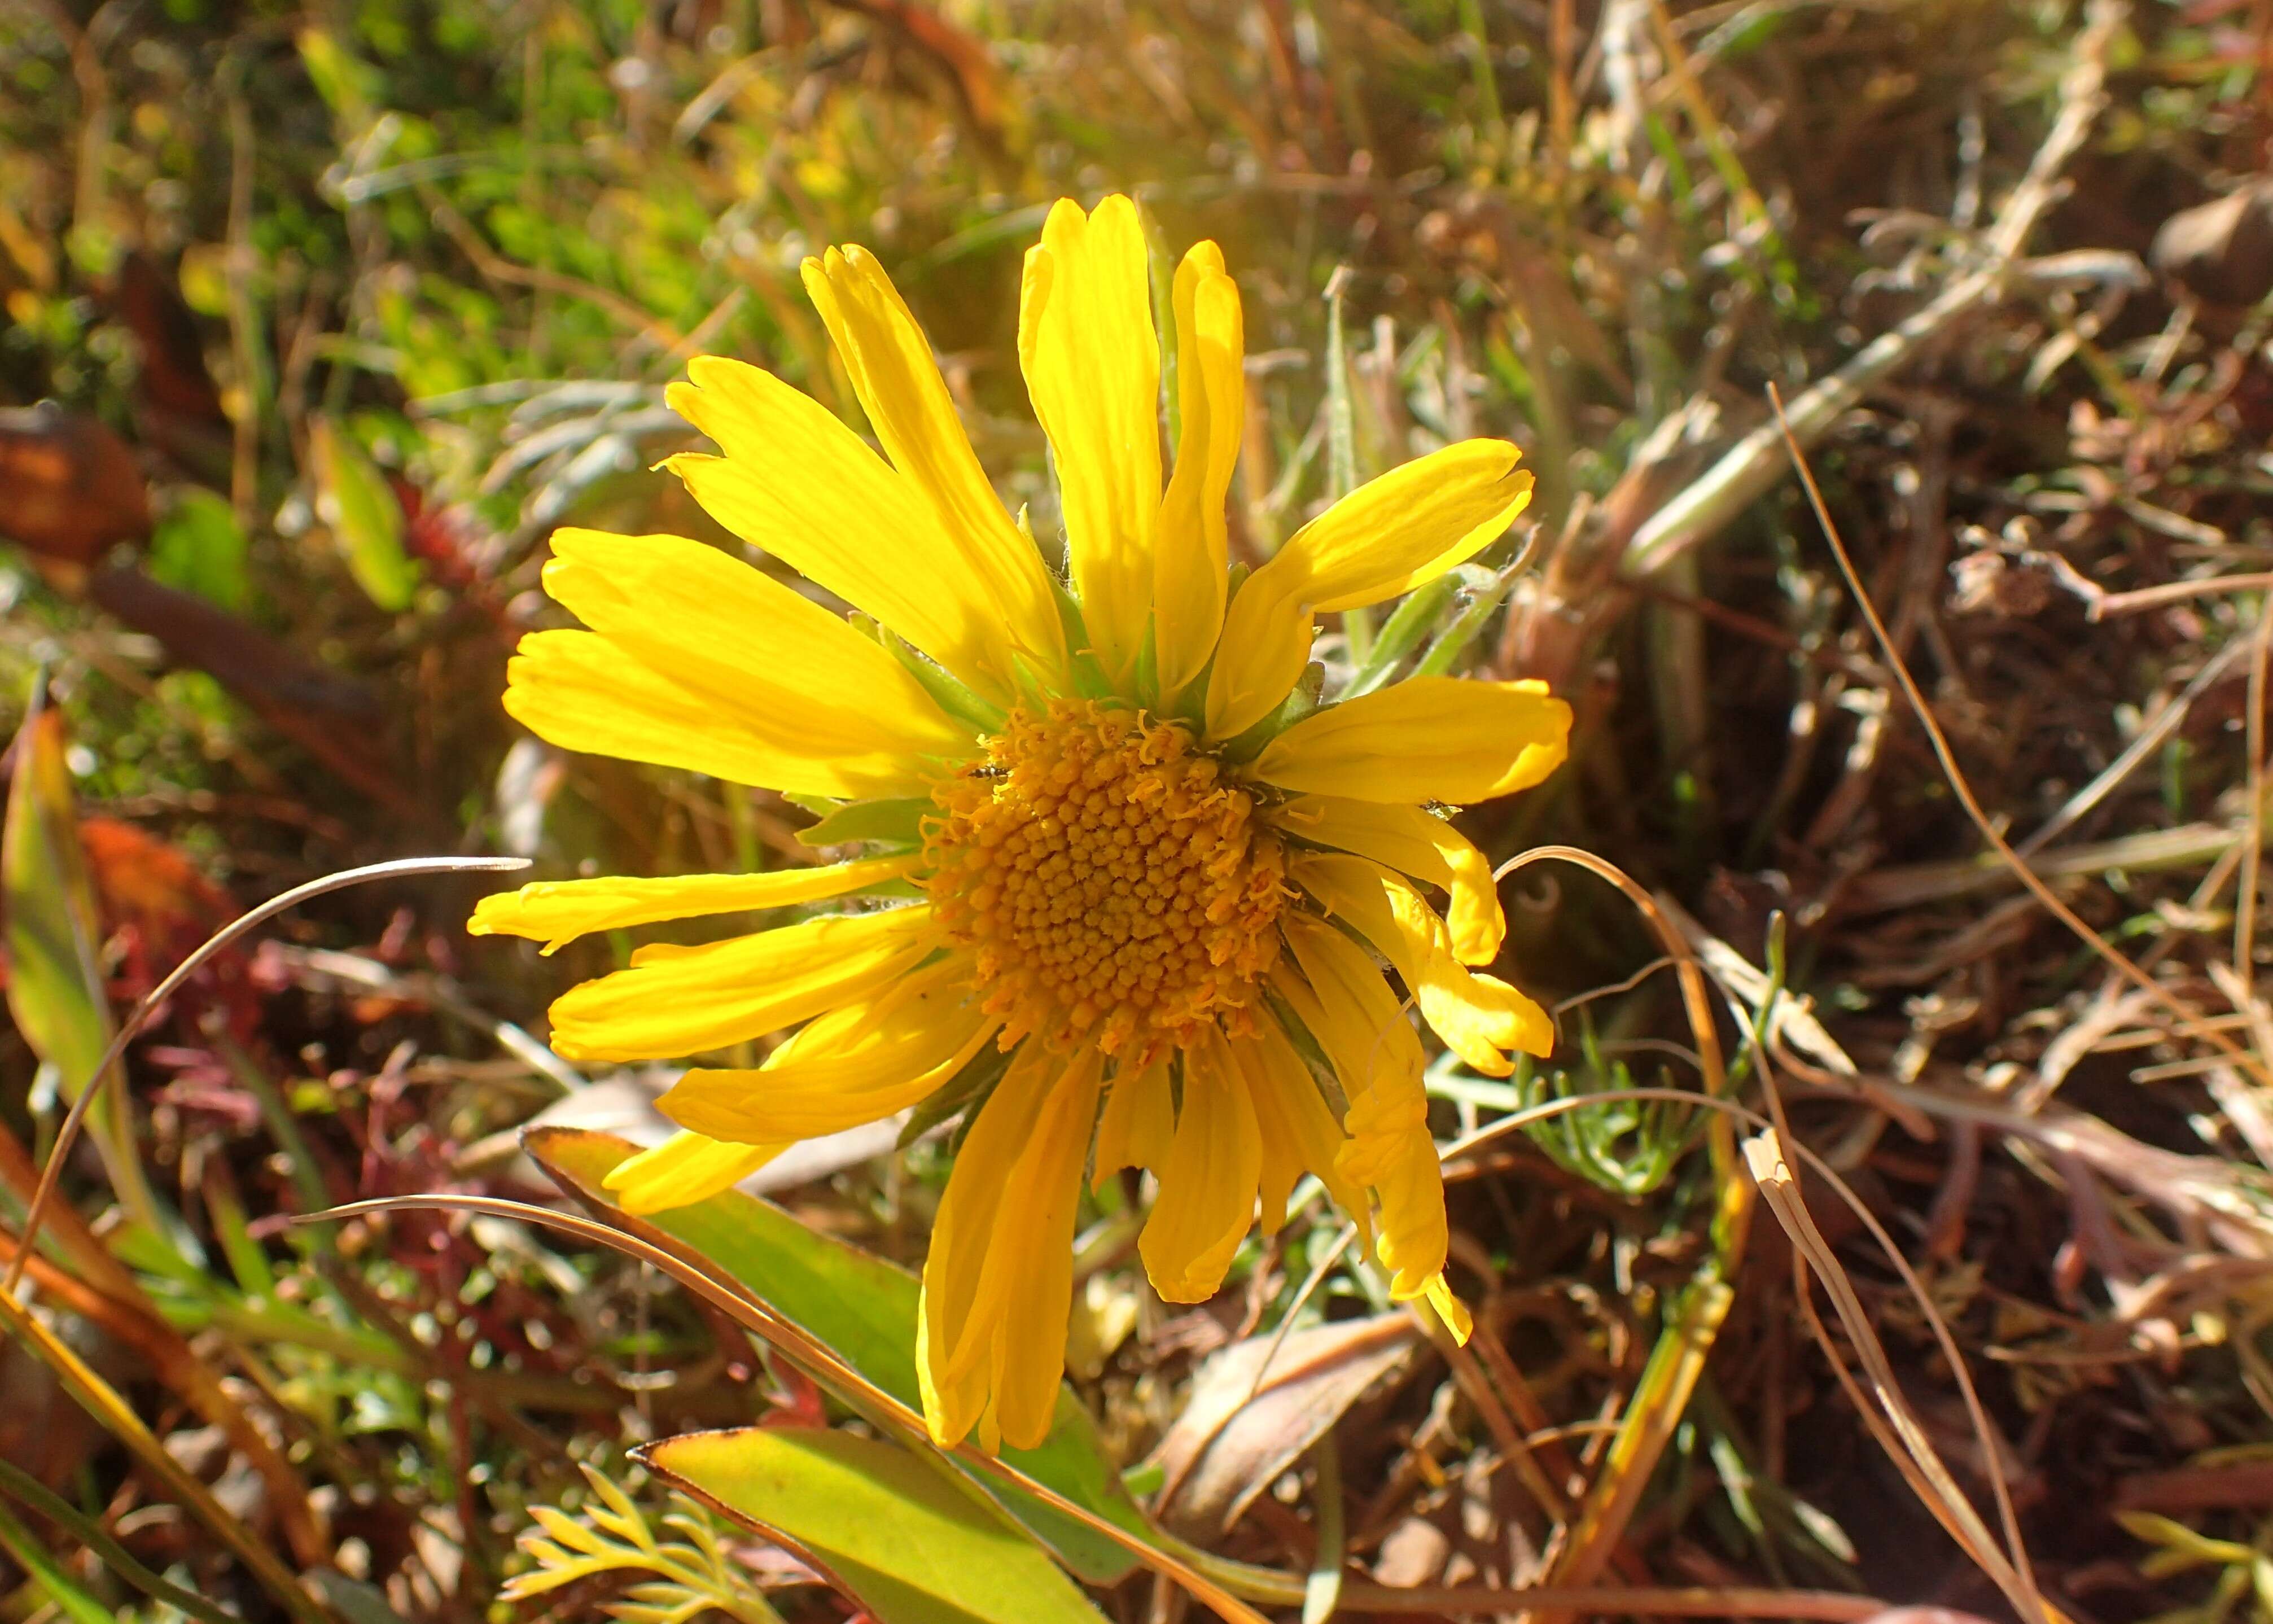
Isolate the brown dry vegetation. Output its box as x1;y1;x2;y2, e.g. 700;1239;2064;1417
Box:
4;1;2273;1621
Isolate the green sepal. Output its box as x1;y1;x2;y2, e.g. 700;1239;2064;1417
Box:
1129;617;1160;711
1219;659;1325;764
1413;560;1523;678
1047;571;1116;701
905;1037;1016;1152
881;626;1009;733
796;797;932;849
1344;570;1464;697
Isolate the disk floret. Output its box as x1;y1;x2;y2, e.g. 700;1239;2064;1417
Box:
923;699;1286;1064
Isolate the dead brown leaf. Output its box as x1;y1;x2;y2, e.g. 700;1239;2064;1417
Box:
1150;1312;1420;1539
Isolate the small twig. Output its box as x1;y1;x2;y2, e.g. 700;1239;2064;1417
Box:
2091;572;2273;619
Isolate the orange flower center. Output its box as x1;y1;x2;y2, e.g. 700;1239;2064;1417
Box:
923;700;1286;1066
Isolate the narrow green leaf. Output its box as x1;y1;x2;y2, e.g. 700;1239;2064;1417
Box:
528;1127;1153;1583
0;1457;240;1624
0;1494;115;1624
309;417;418;611
643;1428;1109;1624
2;700;161;1231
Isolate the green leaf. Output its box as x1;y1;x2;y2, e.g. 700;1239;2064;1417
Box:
149;489;252;612
528;1128;1153;1583
2;701;160;1230
0;1494;115;1624
309;417;418;611
643;1428;1109;1624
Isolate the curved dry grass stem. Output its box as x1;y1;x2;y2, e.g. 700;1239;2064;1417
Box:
1495;847;1728;1107
296;1192;1275;1624
300;1193;1890;1621
1439;1085;2048;1619
1488;844;1755;1614
2;854;530;1299
1770;382;2271;1094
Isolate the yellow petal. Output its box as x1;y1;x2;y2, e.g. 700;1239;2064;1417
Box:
1253;676;1571;804
664;356;1028;706
1273;794;1503;964
1205;442;1534;740
800;248;1069;689
657;959;997;1143
1272;911;1423;1114
1018;196;1159;684
1138;1025;1260;1303
546;906;938;1062
1154;242;1243;701
1422;1273;1474;1343
919;1043;1102;1450
602;1131;783;1215
1229;1017;1359;1237
1273;912;1447;1300
1093;1060;1176;1189
1387;887;1553;1076
1290;851;1417;973
470;853;919;954
506;631;938;800
1293;855;1552;1076
541;528;975;769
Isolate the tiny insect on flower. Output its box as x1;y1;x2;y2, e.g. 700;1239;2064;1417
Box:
469;195;1571;1453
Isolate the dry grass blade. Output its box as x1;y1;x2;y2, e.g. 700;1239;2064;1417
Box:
0;1268;327;1624
1744;1132;2048;1622
1442;1086;2046;1617
1624;0;2129;579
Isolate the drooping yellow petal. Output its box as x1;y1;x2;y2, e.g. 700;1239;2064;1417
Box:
1138;1025;1261;1303
1422;1273;1474;1343
919;1043;1102;1450
602;1130;783;1215
1093;1060;1176;1189
471;853;919;955
1289;852;1410;973
800;248;1069;689
506;631;939;801
1205;441;1535;740
1273;794;1504;964
545;906;938;1062
1385;887;1553;1077
1231;1016;1359;1238
541;528;975;772
664;356;1027;706
1273;912;1448;1301
1018;196;1159;684
1253;676;1571;804
1271;911;1424;1115
1154;241;1243;701
1292;853;1552;1076
656;958;996;1143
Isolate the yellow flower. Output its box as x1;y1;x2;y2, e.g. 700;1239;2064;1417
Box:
471;196;1572;1452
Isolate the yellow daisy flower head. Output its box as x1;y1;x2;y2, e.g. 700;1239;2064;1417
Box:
472;195;1573;1454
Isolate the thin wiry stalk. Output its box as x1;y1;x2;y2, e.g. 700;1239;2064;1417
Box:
2;854;529;1299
